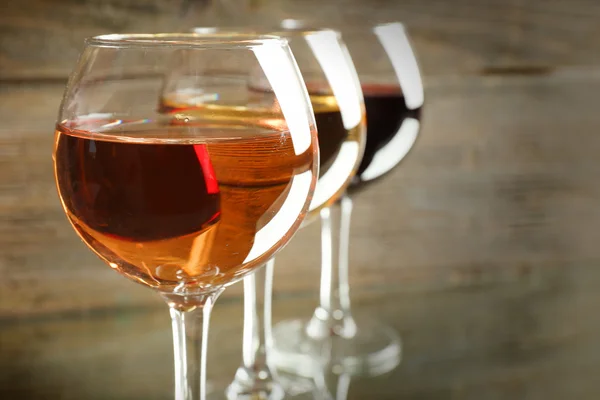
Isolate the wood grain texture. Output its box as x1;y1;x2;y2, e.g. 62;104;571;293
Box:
1;262;599;399
2;71;600;317
1;0;600;79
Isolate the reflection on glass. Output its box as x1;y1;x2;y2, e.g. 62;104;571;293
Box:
254;42;314;156
310;141;360;212
359;117;420;182
374;23;424;110
243;170;314;264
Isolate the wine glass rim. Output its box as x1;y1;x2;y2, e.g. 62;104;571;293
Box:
191;26;342;39
86;33;288;49
279;19;406;33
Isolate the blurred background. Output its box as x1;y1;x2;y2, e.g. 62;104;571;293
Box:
2;0;600;399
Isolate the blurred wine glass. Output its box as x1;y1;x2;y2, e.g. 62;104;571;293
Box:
272;20;424;378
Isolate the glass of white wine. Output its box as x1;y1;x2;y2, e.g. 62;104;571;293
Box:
182;26;367;399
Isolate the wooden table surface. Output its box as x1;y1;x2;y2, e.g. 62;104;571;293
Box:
3;69;600;399
3;262;600;400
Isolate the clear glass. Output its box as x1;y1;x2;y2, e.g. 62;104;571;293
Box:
224;260;285;399
191;27;367;398
272;21;424;377
52;33;319;400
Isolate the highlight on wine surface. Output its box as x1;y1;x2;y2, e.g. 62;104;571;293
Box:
53;34;319;293
189;27;367;218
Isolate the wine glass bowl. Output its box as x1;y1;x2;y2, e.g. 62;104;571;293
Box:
54;33;318;295
52;33;319;400
346;23;423;191
280;29;366;221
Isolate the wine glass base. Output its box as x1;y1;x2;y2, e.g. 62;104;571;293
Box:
277;370;319;398
272;316;401;378
224;383;285;400
206;372;314;400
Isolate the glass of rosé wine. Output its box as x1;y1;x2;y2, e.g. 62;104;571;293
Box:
52;33;319;400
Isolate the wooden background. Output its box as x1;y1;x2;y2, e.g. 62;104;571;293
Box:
4;1;600;399
2;0;600;318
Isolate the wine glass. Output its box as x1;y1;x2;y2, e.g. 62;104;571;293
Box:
52;33;319;400
184;27;366;399
272;21;424;377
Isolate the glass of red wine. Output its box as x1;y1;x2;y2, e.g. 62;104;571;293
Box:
52;33;319;400
271;21;424;377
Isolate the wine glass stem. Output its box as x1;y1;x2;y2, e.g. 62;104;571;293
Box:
314;366;351;400
335;374;351;400
227;260;283;399
308;194;357;339
166;291;222;400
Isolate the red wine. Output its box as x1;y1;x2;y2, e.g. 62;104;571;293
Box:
350;84;421;191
